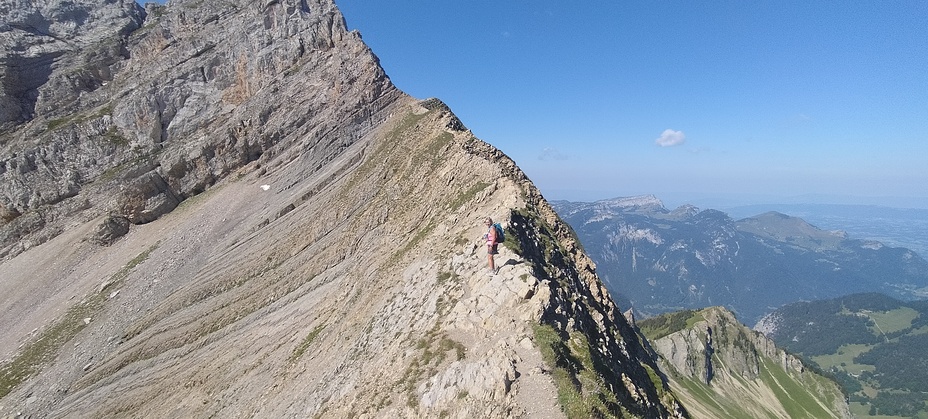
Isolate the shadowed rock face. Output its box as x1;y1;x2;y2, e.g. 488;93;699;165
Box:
0;0;687;417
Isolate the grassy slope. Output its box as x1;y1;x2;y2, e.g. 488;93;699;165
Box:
642;308;848;419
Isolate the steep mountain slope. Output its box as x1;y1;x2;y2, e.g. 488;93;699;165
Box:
640;307;851;419
1;0;399;260
553;196;928;323
759;293;928;418
0;0;687;417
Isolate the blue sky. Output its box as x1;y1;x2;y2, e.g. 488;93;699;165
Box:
138;1;927;207
336;1;928;208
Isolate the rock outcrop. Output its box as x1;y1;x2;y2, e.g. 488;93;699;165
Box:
641;307;851;419
1;0;686;417
0;0;398;261
0;0;144;129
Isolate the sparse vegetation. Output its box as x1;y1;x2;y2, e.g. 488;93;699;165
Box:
94;150;159;184
453;235;469;247
436;271;457;285
388;222;436;266
102;125;129;146
448;181;490;211
533;323;628;418
46;105;116;133
639;309;700;341
397;325;466;409
291;325;325;361
390;263;471;412
0;244;158;398
499;221;521;255
420;132;454;170
46;114;77;131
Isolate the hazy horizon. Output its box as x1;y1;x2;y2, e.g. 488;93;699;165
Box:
544;190;928;211
338;2;927;210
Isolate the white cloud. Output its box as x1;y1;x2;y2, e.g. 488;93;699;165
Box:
538;147;568;161
655;129;686;147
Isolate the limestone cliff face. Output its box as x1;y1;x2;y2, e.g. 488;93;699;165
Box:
1;0;398;259
0;0;145;129
644;307;850;419
0;0;686;417
651;308;805;384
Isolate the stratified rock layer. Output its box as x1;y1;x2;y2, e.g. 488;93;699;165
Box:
1;0;686;417
645;307;851;419
0;0;398;260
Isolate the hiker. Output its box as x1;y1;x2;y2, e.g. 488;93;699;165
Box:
484;217;498;274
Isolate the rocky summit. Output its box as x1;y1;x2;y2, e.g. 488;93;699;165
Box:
0;0;687;417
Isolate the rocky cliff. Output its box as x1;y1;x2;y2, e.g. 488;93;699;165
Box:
640;307;851;419
1;0;397;259
0;0;687;417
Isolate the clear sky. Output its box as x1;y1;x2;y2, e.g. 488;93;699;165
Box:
336;1;928;208
137;1;927;207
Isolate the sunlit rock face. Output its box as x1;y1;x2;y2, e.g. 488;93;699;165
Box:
0;1;687;417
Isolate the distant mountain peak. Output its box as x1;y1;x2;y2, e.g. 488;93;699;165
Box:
669;204;700;219
553;196;928;323
736;211;847;249
595;194;665;209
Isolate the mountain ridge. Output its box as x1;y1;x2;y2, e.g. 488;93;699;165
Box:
1;1;688;417
640;306;851;419
552;195;928;323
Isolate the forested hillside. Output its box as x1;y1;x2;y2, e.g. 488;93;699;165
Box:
759;293;928;417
